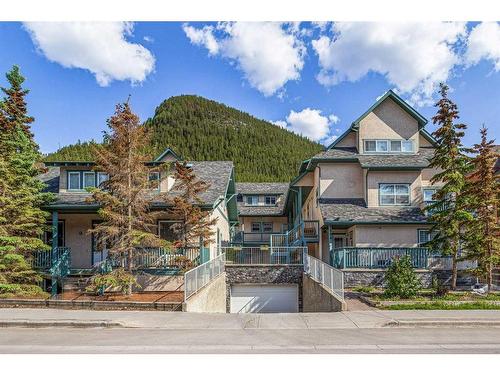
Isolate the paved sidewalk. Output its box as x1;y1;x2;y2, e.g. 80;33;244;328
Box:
1;308;500;329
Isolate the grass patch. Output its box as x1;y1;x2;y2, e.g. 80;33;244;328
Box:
382;301;500;310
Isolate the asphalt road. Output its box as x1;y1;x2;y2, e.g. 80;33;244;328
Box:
2;326;500;353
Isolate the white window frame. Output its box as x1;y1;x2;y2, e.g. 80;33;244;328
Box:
262;222;273;233
245;195;259;206
379;183;411;206
68;172;81;191
423;188;437;203
418;229;436;247
251;222;261;232
364;139;415;153
83;171;96;189
264;196;276;205
97;172;109;187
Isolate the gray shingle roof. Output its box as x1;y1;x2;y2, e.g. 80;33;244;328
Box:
319;198;428;224
312;147;435;169
236;182;288;216
38;161;233;208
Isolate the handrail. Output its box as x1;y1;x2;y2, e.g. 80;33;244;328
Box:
331;247;430;269
184;253;225;301
221;246;305;265
304;253;344;301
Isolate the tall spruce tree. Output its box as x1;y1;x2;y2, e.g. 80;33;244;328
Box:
0;66;52;295
166;162;217;249
426;83;473;290
89;101;165;294
463;126;499;291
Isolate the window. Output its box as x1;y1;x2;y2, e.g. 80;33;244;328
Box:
418;229;436;247
364;139;414;153
376;140;388;152
236;194;243;202
68;172;81;190
97;172;109;187
83;171;96;189
402;140;414;152
149;172;160;190
365;140;376;152
423;188;437;203
262;223;273;232
265;196;276;205
251;222;261;232
246;195;259;206
380;183;410;205
158;221;181;241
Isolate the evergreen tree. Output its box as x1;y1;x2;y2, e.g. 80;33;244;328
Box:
463;126;499;291
0;66;52;296
166;161;217;249
426;83;473;290
89;101;165;294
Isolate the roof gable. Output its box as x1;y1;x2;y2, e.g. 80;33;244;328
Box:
327;90;436;150
154;148;181;162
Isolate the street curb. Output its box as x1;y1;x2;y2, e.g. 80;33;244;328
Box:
0;319;125;328
385;320;500;327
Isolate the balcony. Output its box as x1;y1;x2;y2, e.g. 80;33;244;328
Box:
232;231;283;245
222;246;305;265
331;247;430;269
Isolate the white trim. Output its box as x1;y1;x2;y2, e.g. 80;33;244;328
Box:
67;171;81;191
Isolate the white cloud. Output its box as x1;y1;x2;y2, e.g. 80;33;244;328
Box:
24;22;155;87
323;134;339;146
183;22;306;96
328;114;340;124
272;108;340;142
271;120;288;128
466;22;500;71
312;22;467;105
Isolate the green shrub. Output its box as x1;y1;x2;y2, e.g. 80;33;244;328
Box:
0;283;48;299
384;255;421;299
86;268;140;295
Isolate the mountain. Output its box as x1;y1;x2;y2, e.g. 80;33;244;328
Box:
45;95;323;182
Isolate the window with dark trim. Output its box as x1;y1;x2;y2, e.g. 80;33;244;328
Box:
251;222;261;232
262;223;273;232
148;171;160;190
264;196;276;205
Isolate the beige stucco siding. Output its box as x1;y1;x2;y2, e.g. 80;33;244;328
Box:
319;163;364;199
335;131;357;148
353;225;431;248
59;213;101;268
208;203;231;258
366;170;422;207
358;98;419;153
240;216;287;233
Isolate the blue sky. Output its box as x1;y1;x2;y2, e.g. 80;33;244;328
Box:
0;21;499;154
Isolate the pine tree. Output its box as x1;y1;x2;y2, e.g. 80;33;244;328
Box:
463;126;499;291
89;100;165;294
166;162;217;249
426;83;473;290
0;65;52;296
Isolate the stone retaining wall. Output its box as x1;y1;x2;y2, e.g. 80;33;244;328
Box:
0;299;182;311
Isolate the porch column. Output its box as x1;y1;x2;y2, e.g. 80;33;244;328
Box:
51;211;58;297
327;225;332;264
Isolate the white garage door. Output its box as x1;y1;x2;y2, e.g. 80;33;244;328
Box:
230;284;298;313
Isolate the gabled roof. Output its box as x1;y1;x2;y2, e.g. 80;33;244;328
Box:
326;89;435;150
153;148;181;162
39;161;235;211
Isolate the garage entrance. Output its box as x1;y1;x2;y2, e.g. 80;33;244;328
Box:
230;284;299;313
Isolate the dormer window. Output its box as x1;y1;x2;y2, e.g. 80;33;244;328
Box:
364;139;414;153
83;172;96;189
265;196;276;205
68;172;81;190
245;195;259;206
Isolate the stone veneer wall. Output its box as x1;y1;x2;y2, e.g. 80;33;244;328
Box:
344;269;476;288
225;265;303;312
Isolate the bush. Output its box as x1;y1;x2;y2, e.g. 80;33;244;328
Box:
384;255;421;299
86;268;140;295
0;283;49;299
